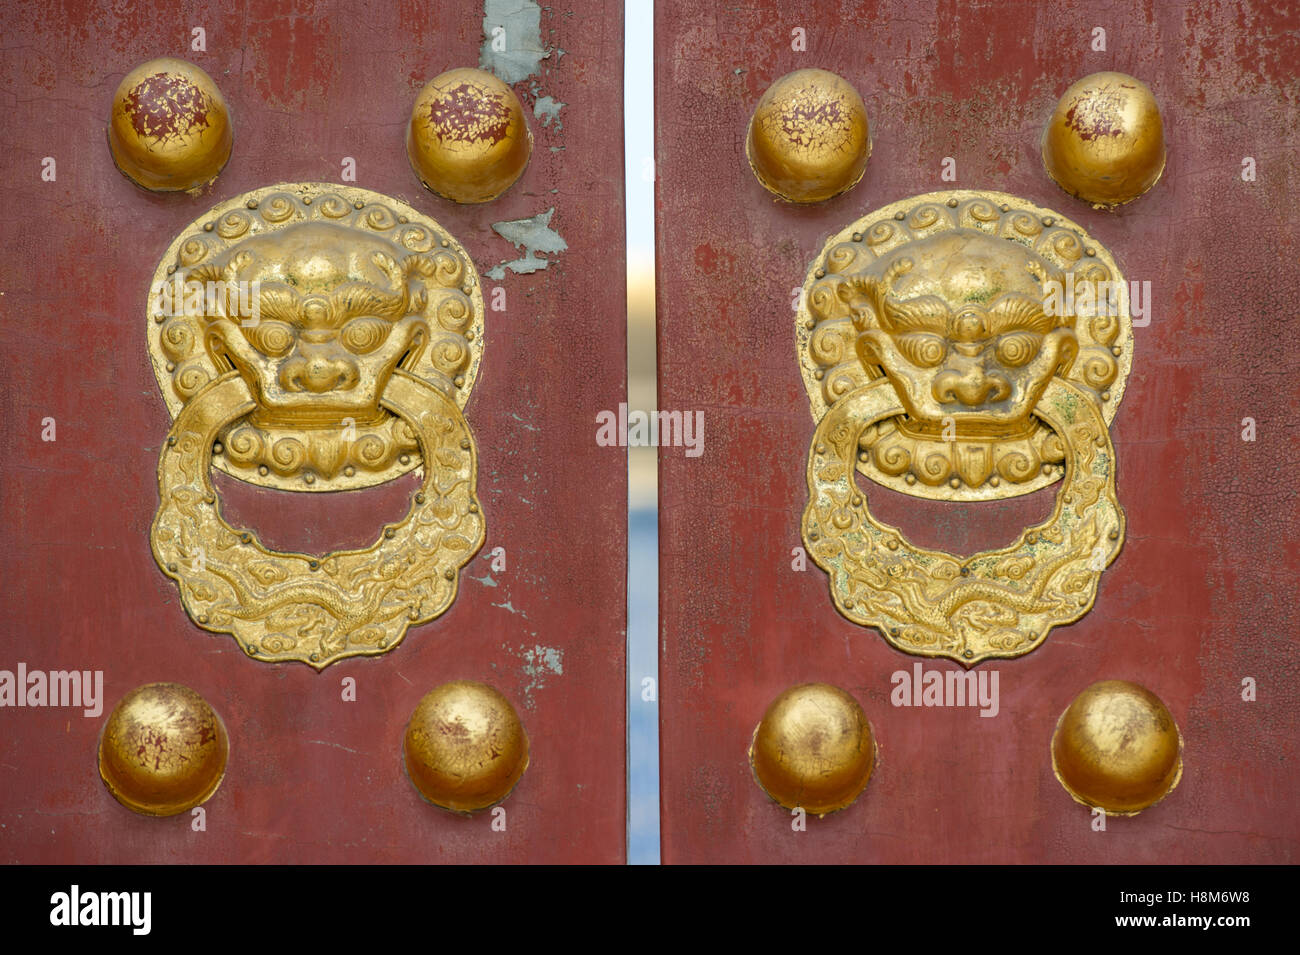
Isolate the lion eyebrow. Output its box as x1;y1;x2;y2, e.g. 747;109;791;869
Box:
882;294;949;332
985;293;1063;335
249;286;301;324
330;281;408;322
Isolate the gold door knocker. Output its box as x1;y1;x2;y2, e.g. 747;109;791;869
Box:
798;190;1131;664
147;183;485;668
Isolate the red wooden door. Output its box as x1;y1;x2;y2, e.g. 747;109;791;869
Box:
655;0;1298;863
0;0;626;864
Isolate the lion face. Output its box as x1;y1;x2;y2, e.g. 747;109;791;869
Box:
190;222;432;427
848;229;1079;438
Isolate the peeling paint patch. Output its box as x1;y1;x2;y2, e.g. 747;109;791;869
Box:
533;95;565;130
527;644;564;676
486;208;568;278
494;600;526;617
480;0;549;84
468;572;498;588
518;644;565;707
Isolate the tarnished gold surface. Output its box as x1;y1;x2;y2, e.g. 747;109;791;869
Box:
147;183;485;668
1042;72;1166;209
407;68;533;203
1052;680;1183;815
98;683;228;816
799;191;1128;663
108;57;232;193
798;190;1132;501
748;683;876;816
746;68;871;203
403;681;529;813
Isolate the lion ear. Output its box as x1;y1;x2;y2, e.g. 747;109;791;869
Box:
841;276;881;326
882;256;914;286
181;258;253;319
188;252;246;283
843;256;917;330
1051;327;1080;377
369;251;403;289
212;250;254;283
401;252;434;278
186;262;223;285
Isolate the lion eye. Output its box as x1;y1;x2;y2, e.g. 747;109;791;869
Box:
994;331;1042;367
339;317;390;354
893;332;946;368
245;321;295;357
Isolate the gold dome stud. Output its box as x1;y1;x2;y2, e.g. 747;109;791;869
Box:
98;682;229;816
746;68;871;203
1041;71;1166;209
748;682;877;815
403;680;530;813
107;57;233;193
1051;680;1183;816
406;68;533;204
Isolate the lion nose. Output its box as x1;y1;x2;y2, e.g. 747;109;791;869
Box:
932;365;1011;406
279;349;359;393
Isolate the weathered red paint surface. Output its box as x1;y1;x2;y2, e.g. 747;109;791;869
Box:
656;0;1298;863
0;0;626;863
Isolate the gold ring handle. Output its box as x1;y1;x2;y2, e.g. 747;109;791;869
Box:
151;369;484;669
803;377;1124;665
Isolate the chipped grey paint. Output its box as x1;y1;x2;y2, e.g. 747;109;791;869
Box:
510;411;540;431
533;95;565;130
518;644;565;708
494;599;526;617
480;0;549;84
486;207;568;278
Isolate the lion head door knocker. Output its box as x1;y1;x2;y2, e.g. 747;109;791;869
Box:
798;190;1132;665
147;183;485;668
